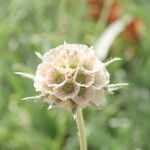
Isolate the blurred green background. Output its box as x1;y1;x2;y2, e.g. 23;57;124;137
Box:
0;0;150;149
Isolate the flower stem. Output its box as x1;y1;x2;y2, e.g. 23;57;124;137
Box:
75;108;87;150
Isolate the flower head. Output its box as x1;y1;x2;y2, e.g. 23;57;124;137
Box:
16;43;128;111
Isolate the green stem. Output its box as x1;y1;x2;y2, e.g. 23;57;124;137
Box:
96;0;114;31
75;109;87;150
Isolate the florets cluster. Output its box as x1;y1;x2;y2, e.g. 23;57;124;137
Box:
16;43;128;110
34;44;110;109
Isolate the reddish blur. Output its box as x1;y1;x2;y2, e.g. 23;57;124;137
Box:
87;0;143;42
107;0;121;24
87;0;104;21
124;18;144;42
87;0;121;23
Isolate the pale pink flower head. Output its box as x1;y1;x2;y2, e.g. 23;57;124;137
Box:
16;43;128;111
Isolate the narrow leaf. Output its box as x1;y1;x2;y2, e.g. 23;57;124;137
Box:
22;95;44;101
107;83;129;94
48;104;53;110
15;72;34;80
35;51;43;59
105;57;121;66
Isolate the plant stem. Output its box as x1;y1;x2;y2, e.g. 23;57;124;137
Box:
75;108;87;150
96;0;114;31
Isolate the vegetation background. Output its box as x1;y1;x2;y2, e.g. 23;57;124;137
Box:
0;0;150;149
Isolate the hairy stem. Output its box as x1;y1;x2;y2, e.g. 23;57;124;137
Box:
75;109;87;150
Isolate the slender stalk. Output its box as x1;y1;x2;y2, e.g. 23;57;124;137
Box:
75;109;87;150
96;0;114;31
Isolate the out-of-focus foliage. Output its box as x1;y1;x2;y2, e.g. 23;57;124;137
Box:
0;0;150;149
